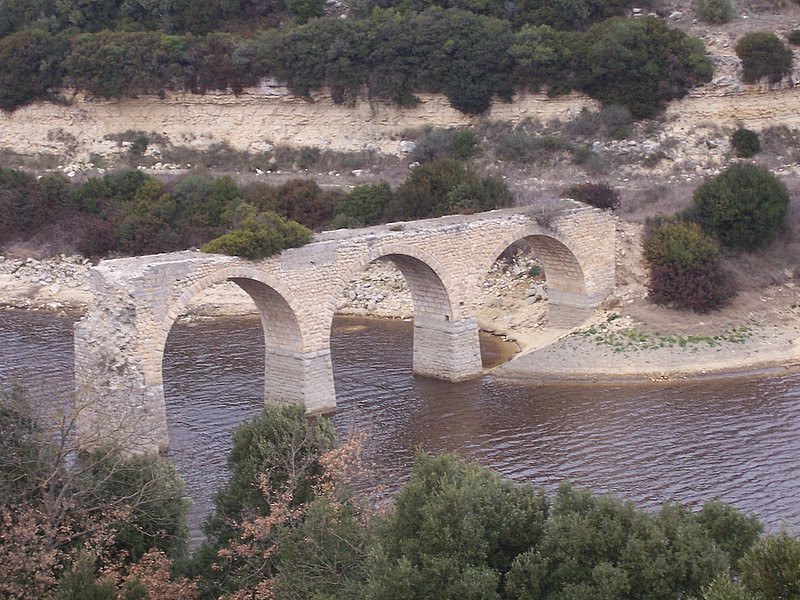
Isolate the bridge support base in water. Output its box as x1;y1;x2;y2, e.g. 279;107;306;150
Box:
412;317;483;381
266;348;336;414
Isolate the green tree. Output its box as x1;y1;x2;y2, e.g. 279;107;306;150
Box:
412;9;515;114
286;0;325;23
365;453;548;600
202;211;312;259
510;25;579;95
735;32;794;83
118;178;179;254
273;497;369;599
64;31;186;98
578;17;713;118
0;30;67;111
77;447;190;562
731;128;761;158
334;181;393;226
193;404;335;598
506;485;731;600
696;501;763;565
692;164;789;251
740;531;800;599
389;158;511;219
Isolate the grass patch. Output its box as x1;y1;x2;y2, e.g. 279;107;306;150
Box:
576;323;755;353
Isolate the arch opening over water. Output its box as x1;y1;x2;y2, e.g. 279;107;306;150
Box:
331;245;481;385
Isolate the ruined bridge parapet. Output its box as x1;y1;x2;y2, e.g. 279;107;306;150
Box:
74;204;616;453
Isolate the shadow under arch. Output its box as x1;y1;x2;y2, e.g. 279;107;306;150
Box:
331;244;482;383
158;266;309;408
482;229;590;328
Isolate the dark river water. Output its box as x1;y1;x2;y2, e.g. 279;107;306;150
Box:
2;309;800;543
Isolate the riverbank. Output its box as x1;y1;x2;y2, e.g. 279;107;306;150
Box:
2;235;799;384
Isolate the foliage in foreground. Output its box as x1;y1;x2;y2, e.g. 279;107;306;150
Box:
692;163;789;251
5;392;800;599
0;385;192;599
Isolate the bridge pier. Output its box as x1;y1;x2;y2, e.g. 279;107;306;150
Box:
265;347;336;414
412;316;483;381
74;318;170;455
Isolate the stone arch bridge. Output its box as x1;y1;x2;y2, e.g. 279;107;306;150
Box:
74;204;616;453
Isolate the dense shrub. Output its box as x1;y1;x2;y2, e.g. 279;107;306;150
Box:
78;448;189;562
787;29;800;46
692;164;789;250
645;219;721;270
0;386;192;598
411;128;457;163
697;0;734;24
562;181;620;210
365;453;549;599
0;30;67;110
644;219;735;312
505;485;734;599
194;404;335;597
648;262;735;313
509;25;579;96
0;168;42;238
185;33;258;95
117;179;180;254
389;158;512;219
273;179;336;230
334;181;393;227
511;0;635;30
63;31;186;99
0;5;714;118
451;129;479;158
495;129;538;162
735;32;794;83
731;128;761;158
286;0;325;23
740;531;800;598
578;17;713;118
202;212;312;259
410;127;480;163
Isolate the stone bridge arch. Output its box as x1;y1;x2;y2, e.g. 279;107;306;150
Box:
332;243;481;382
471;210;614;328
163;265;336;409
482;226;589;327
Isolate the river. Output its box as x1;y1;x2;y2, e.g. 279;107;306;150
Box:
1;309;799;543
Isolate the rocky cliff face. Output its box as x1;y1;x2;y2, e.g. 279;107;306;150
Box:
1;71;798;167
0;84;597;161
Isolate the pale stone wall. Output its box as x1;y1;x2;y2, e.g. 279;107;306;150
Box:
74;203;616;453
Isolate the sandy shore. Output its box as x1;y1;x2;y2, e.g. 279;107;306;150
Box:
492;311;800;383
2;249;799;384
